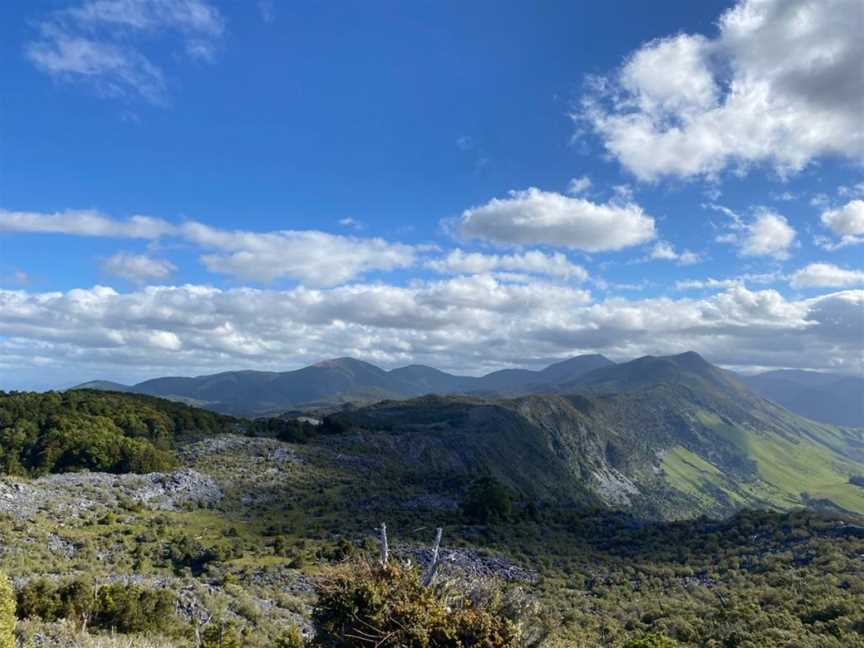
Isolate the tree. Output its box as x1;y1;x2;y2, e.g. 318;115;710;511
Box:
462;476;513;524
0;571;15;648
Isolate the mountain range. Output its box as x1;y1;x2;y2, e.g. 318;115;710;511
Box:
312;351;864;519
75;353;863;427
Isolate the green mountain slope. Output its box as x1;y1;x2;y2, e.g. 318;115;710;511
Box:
325;353;864;519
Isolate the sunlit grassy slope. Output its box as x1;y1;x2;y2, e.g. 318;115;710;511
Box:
662;407;864;515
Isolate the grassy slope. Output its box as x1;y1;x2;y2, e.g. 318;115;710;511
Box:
661;408;864;515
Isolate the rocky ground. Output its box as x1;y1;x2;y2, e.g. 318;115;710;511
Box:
1;433;534;647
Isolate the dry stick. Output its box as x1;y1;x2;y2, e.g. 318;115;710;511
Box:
379;522;389;566
422;527;443;587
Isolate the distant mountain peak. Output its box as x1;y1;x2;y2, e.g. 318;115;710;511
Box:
312;357;379;370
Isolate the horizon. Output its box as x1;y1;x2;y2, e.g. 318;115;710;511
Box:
2;0;863;390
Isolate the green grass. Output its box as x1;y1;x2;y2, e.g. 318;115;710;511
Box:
664;409;864;515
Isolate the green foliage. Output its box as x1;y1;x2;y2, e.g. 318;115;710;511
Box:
462;476;514;524
311;560;520;647
275;625;306;648
165;533;234;575
0;572;14;648
624;635;680;648
249;417;318;443
0;389;236;476
201;619;245;648
16;579;175;635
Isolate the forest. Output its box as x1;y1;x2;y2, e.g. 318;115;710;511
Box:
0;390;236;476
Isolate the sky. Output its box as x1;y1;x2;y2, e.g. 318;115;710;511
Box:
0;0;863;389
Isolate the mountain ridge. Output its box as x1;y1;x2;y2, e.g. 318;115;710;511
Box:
73;353;617;415
72;352;863;426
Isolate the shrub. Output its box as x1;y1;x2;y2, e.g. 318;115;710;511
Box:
0;572;14;648
275;625;306;648
624;634;680;648
92;583;175;634
311;560;520;647
16;579;175;636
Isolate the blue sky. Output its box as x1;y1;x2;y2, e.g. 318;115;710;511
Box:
0;0;862;389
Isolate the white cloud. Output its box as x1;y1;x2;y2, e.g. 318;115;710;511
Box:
647;241;701;265
457;187;655;251
0;209;418;287
790;263;864;289
676;278;741;291
711;206;797;260
182;222;417;286
26;0;225;104
819;199;864;248
0;209;174;238
427;249;588;280
676;272;783;291
566;176;592;195
102;252;177;283
581;0;864;180
338;217;366;231
1;281;861;388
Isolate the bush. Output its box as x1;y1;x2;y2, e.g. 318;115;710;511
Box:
311;560;520;647
624;634;680;648
0;572;14;648
16;579;175;635
92;583;176;634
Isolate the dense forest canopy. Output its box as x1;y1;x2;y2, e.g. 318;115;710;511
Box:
0;390;237;476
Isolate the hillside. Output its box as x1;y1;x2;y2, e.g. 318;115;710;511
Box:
324;353;864;519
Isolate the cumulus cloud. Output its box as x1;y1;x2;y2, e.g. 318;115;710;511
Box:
182;222;417;286
819;199;864;248
457;187;655;251
427;249;588;280
712;206;797;259
102;252;177;283
647;241;701;265
1;281;861;388
581;0;864;180
25;0;226;104
790;263;864;289
0;209;419;286
676;272;783;291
